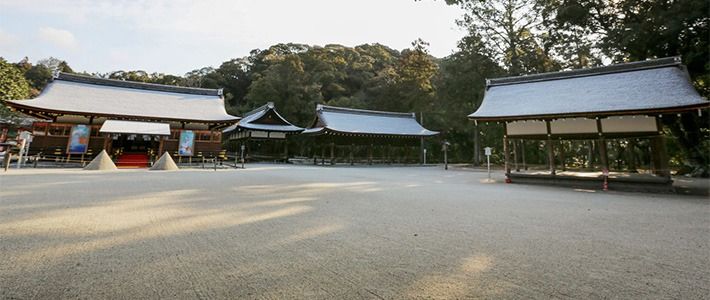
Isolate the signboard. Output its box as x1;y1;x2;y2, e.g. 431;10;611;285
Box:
67;125;90;154
178;130;195;156
484;147;492;181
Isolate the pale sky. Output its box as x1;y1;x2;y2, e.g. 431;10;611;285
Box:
0;0;466;75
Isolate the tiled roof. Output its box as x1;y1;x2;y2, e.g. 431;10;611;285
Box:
223;102;303;133
5;73;239;123
57;73;221;96
469;57;709;121
304;105;438;137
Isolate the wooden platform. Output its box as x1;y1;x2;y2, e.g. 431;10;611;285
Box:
508;171;674;193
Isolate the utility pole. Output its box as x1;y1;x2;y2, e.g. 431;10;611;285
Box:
420;112;424;165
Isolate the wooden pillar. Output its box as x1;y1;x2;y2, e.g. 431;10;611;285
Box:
627;139;638;173
320;143;325;165
521;140;527;171
503;135;511;181
349;143;354;166
473;122;480;166
313;142;318;165
513;139;519;172
598;138;609;173
387;144;392;164
330;141;335;165
547;138;556;175
650;136;670;177
420;113;425;164
559;140;566;172
544;120;555;175
368;143;373;165
587;141;595;170
246;137;251;162
158;136;165;156
103;134;111;151
106;134;113;156
284;139;289;161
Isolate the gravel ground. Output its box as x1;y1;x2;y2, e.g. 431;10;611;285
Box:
1;165;708;299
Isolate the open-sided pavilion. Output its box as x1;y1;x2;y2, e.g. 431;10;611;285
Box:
468;57;709;190
303;104;438;165
222;102;303;161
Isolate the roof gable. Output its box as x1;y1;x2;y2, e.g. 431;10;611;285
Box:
223;102;303;133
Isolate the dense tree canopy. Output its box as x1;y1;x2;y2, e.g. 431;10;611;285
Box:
0;58;31;123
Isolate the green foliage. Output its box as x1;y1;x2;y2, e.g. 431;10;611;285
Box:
235;42;439;128
0;58;30;101
37;57;73;74
0;57;31;123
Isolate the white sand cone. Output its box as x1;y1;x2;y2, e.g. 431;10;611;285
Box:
149;152;179;171
83;150;118;171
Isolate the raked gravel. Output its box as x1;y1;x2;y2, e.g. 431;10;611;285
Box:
0;165;708;299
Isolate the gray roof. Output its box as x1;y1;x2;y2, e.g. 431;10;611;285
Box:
469;57;709;121
5;73;239;123
99;120;171;136
304;104;438;137
223;102;303;133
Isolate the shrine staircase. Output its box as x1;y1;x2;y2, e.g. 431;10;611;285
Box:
116;153;150;168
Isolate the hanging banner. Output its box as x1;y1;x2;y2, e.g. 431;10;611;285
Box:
67;124;90;154
178;130;195;156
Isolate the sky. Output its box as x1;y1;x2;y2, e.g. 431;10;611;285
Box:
0;0;466;75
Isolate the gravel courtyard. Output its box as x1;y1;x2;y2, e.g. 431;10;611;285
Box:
1;165;708;299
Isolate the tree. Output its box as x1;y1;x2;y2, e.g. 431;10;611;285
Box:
444;0;557;75
214;58;251;110
24;64;53;96
434;35;504;164
245;44;322;126
37;57;73;74
0;58;31;123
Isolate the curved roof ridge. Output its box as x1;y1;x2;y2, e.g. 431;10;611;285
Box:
243;102;274;117
57;72;222;96
317;104;416;118
488;56;682;87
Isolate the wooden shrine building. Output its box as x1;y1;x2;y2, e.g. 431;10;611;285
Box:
223;102;303;161
468;56;709;190
3;72;239;166
303;104;438;165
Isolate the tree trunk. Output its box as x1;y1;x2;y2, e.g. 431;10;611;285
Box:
473;123;480;166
